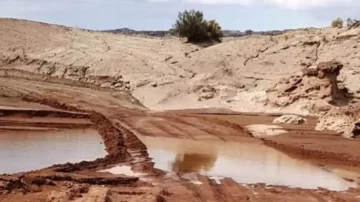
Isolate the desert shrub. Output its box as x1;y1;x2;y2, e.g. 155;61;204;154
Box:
174;10;223;43
331;18;343;28
244;29;253;35
206;20;223;42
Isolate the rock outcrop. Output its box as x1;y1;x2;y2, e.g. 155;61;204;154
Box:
266;60;350;113
273;115;307;125
245;124;288;138
316;104;360;138
191;85;218;101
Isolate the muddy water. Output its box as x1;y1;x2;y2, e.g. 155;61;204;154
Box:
0;128;106;174
139;136;357;191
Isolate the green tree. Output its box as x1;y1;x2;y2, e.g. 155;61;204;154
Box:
174;10;223;43
207;20;223;42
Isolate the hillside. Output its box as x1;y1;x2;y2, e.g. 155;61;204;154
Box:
1;18;360;115
102;28;288;37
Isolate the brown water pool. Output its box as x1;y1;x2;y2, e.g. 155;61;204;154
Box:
0;128;106;174
138;135;357;191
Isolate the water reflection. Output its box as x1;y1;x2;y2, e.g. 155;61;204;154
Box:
138;135;357;191
0;128;106;174
172;153;217;173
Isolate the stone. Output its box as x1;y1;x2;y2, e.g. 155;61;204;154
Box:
200;92;215;100
273;115;307;125
267;60;349;111
245;124;288;138
151;82;158;87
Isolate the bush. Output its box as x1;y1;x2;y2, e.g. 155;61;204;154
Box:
331;17;343;28
174;10;223;43
244;29;253;35
284;35;289;41
207;20;223;42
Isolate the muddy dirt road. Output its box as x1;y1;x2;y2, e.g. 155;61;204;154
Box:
1;72;360;202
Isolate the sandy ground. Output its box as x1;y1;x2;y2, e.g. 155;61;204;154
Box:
1;18;360;115
1;18;360;201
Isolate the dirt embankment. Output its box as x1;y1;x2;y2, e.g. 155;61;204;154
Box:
0;105;93;131
1;18;360;114
0;97;153;202
0;71;153;201
263;134;360;168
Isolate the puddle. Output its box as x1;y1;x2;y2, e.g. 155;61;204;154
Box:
0;128;106;174
138;136;357;191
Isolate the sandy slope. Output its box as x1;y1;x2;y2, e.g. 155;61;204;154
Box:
1;18;360;115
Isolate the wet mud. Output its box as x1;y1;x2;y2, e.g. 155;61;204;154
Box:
1;73;360;201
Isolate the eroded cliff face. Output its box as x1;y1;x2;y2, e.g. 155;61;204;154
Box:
266;61;351;114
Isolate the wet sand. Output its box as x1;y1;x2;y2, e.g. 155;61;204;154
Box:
1;74;360;201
